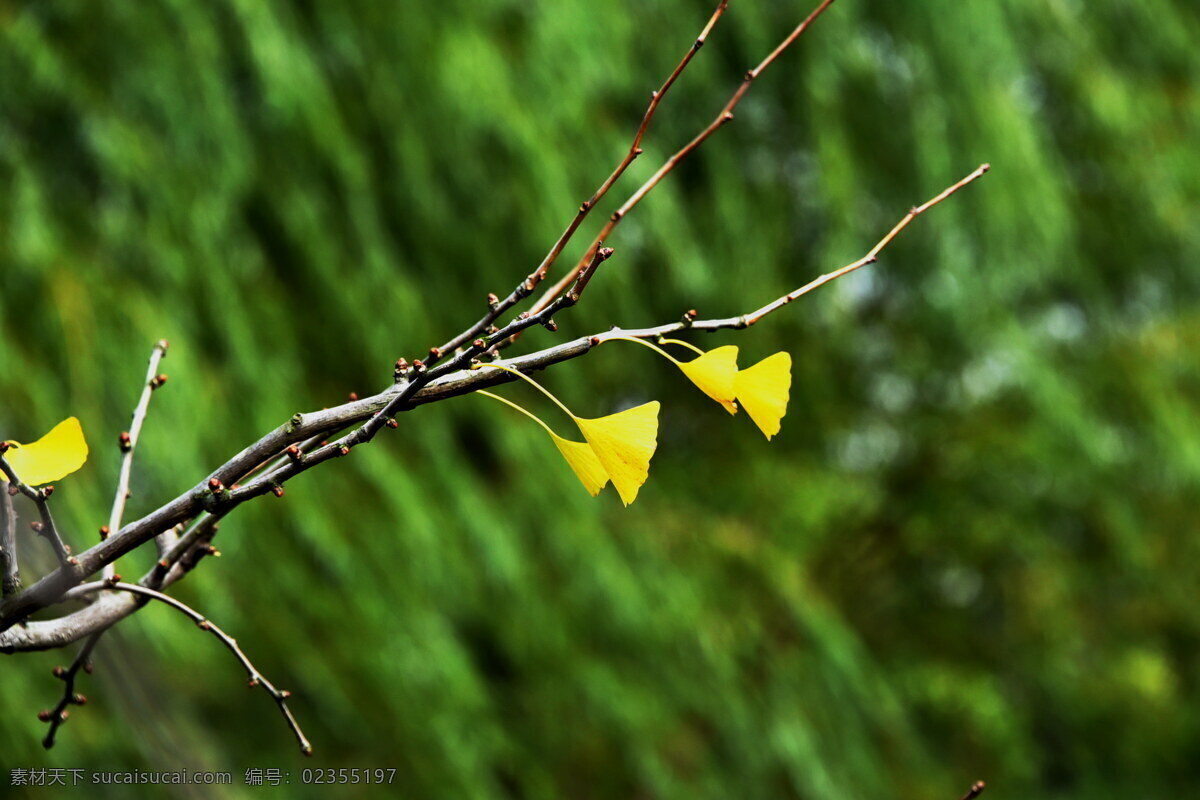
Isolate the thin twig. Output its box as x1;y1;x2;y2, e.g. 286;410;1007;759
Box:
105;339;169;581
0;453;75;569
146;514;221;590
64;581;312;756
531;0;840;313
742;163;990;324
428;1;729;365
959;781;986;800
41;632;101;749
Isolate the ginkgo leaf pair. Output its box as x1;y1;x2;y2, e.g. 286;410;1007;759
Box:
605;336;793;440
475;364;659;506
2;417;90;486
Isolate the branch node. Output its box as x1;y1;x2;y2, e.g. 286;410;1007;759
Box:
118;432;132;453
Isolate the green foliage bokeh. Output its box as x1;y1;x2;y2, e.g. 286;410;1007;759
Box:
2;1;1199;797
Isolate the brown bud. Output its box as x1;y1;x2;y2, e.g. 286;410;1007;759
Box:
150;374;169;389
58;710;69;722
339;445;351;456
7;486;17;496
30;521;43;533
687;309;698;319
99;525;110;539
488;325;499;334
429;346;442;359
0;441;8;455
83;663;93;675
207;478;224;493
285;445;301;461
272;485;285;498
348;392;359;402
386;418;399;429
119;431;132;452
487;292;500;306
395;357;409;372
518;311;530;320
197;620;212;631
107;573;122;585
248;677;260;688
589;336;601;346
472;338;486;349
543;319;558;332
52;665;66;678
41;485;54;497
73;694;87;706
37;710;52;722
279;689;292;699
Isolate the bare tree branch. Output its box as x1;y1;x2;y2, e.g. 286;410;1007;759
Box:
40;632;101;749
0;1;993;763
105;339;169;582
0;455;76;572
63;581;312;756
531;0;840;312
959;781;987;800
0;163;988;651
429;1;730;364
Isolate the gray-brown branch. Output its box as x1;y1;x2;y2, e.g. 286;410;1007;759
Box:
0;164;987;652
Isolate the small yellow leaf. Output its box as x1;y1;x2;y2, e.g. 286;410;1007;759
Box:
677;345;739;415
548;431;610;497
734;352;792;440
3;416;90;485
575;401;660;506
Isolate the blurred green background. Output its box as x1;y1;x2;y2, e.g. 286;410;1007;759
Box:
2;0;1198;797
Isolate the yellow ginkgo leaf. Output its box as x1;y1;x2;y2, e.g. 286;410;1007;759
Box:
548;431;610;497
575;401;660;506
3;416;90;486
607;335;739;415
676;345;739;415
477;389;610;497
734;352;792;440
